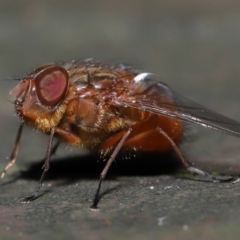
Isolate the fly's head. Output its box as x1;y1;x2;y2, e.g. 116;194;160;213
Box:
10;65;70;132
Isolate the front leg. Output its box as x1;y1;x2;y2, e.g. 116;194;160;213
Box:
21;126;83;203
53;126;82;144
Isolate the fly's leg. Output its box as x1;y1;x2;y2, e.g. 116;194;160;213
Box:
45;139;61;159
21;127;82;203
1;123;24;179
21;127;56;203
90;128;132;210
157;127;238;183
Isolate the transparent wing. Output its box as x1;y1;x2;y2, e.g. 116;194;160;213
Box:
115;73;240;137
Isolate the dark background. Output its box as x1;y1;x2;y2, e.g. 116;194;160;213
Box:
1;1;240;239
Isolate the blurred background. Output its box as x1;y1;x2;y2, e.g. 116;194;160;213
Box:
1;1;240;239
1;0;240;168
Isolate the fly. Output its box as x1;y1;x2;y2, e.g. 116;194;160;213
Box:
2;59;240;209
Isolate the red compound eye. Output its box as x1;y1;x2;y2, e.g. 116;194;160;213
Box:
35;65;69;107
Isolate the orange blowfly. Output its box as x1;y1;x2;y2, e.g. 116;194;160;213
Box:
2;59;240;209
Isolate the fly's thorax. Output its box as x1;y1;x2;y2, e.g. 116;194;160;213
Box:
71;95;132;134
